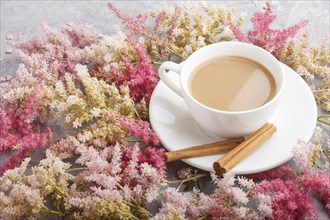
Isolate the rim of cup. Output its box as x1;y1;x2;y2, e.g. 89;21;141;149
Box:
181;42;285;115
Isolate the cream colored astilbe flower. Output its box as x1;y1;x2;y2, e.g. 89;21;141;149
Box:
43;64;136;128
109;2;245;61
277;31;330;111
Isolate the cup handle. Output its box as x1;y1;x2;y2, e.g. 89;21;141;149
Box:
159;61;184;98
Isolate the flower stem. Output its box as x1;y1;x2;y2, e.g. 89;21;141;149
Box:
245;184;256;197
197;215;210;220
47;178;65;195
127;139;144;143
152;61;164;65
165;173;209;190
168;48;185;59
313;89;330;93
124;201;153;217
317;115;330;126
323;149;330;160
41;204;64;216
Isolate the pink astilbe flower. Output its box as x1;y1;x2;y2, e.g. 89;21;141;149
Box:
62;24;99;48
210;191;240;219
121;144;166;178
107;2;182;59
0;148;30;176
210;172;261;219
229;4;308;56
153;187;215;219
73;143;164;211
101;38;159;104
300;169;330;216
111;114;160;146
253;178;317;220
10;36;46;55
108;2;149;36
251;166;329;219
249;165;298;181
0;88;53;176
139;147;166;177
12;22;94;78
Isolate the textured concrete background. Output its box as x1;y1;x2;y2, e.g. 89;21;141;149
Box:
0;1;329;219
1;1;329;75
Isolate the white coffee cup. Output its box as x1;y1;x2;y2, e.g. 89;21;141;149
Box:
158;42;285;138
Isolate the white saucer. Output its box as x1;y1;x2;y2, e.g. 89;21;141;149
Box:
149;63;317;175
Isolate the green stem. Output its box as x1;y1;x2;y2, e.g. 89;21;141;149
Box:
41;204;64;216
317;115;330;126
313;89;330;93
165;173;209;190
152;61;164;65
245;184;256;197
127;213;140;220
127;139;144;143
47;179;65;195
310;159;323;170
134;107;140;118
116;183;124;190
66;167;89;172
168;48;185;59
124;201;153;217
323;149;330;160
197;215;210;220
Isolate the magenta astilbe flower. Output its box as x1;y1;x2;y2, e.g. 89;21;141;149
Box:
300;169;330;216
0;88;53;176
249;165;297;181
253;178;317;220
139;147;166;177
0;148;30;176
62;24;99;48
112;114;160;146
226;22;251;43
228;4;308;56
210;192;240;220
110;38;159;104
107;2;149;36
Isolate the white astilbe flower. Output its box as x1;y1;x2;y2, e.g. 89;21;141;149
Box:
256;193;273;217
293;139;314;168
0;158;31;191
66;95;77;105
237;175;255;189
77;130;93;143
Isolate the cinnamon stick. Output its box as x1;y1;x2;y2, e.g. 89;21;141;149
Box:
213;123;276;176
165;137;244;162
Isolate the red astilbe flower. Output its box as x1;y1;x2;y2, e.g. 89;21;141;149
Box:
229;4;308;56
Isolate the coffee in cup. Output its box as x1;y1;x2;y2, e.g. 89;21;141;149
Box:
190;56;276;112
